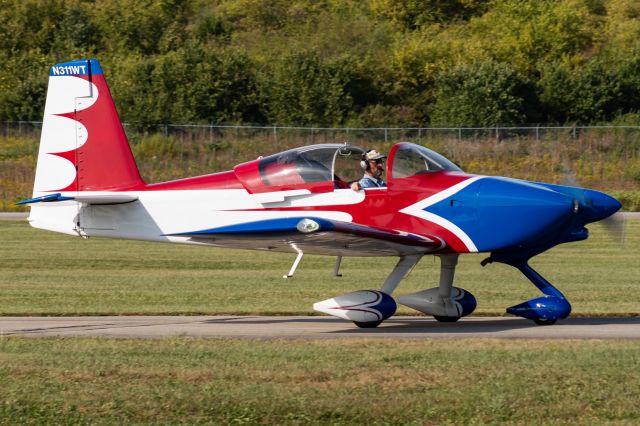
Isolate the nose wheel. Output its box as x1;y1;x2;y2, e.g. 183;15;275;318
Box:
483;256;571;325
533;318;557;326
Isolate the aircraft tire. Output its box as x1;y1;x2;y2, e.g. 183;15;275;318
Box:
433;315;461;323
533;318;557;326
353;320;383;328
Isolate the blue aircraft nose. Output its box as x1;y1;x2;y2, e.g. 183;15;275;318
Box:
478;178;574;250
423;177;577;252
469;178;576;251
580;189;621;223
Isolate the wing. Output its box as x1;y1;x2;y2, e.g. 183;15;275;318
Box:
18;192;138;205
168;217;445;256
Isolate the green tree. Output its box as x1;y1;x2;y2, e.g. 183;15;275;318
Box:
0;52;49;121
91;0;191;55
430;61;539;126
539;57;632;124
109;46;263;127
370;0;490;28
262;51;356;126
466;0;604;75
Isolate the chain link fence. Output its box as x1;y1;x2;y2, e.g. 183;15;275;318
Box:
4;120;640;142
2;121;639;209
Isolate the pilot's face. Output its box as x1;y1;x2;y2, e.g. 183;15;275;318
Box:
369;159;384;177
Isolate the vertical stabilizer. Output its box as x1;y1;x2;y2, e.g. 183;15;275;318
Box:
33;59;144;196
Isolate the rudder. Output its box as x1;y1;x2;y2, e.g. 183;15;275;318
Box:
32;59;144;196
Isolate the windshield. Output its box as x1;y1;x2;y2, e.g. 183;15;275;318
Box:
392;144;461;178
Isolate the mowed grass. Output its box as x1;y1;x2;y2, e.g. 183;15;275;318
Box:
1;223;640;425
0;337;639;424
0;220;638;316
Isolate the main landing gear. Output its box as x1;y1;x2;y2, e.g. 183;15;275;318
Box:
397;254;477;324
314;254;477;328
314;251;570;328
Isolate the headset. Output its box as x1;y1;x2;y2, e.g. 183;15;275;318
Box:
360;150;385;171
360;159;369;171
360;150;373;171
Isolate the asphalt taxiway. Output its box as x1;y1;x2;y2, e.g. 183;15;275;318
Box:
1;316;639;339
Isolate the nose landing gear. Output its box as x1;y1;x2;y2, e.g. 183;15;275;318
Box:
483;256;571;325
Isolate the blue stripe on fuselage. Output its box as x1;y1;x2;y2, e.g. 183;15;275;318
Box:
171;217;334;235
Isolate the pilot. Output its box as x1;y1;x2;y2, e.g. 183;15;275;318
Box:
351;149;387;190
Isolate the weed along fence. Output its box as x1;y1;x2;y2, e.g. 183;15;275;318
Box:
2;122;640;211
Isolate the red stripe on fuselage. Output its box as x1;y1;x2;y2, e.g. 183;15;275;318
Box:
219;172;475;253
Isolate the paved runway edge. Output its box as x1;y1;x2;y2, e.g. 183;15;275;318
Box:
2;316;640;339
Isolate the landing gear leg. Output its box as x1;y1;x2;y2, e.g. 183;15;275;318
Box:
380;254;423;295
283;245;303;279
397;253;477;321
483;256;571;325
333;256;343;277
433;254;461;323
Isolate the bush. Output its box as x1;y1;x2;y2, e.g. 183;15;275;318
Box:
261;51;357;126
430;61;540;126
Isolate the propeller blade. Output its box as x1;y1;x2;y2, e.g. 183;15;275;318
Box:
600;212;627;246
560;164;579;187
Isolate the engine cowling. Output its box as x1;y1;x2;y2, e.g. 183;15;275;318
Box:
313;290;397;323
397;287;477;318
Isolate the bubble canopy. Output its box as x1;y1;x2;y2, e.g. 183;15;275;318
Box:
234;144;363;193
233;142;461;193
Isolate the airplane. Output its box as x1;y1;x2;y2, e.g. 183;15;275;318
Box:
19;59;621;328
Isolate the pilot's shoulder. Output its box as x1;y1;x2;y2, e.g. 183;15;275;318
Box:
359;176;384;188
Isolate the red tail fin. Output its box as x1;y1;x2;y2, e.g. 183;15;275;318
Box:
34;59;144;195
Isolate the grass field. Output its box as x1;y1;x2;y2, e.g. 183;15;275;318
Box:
0;220;638;316
1;221;640;424
1;337;639;424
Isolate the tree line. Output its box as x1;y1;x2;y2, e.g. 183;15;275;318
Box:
1;0;640;128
